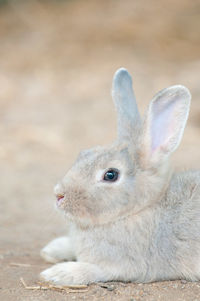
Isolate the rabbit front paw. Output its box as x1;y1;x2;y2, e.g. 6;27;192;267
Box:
40;236;75;263
40;262;105;285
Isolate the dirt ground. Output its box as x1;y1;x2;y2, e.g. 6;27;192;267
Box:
0;0;200;300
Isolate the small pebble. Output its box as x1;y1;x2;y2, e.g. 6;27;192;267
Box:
173;283;178;289
100;284;115;291
107;285;115;291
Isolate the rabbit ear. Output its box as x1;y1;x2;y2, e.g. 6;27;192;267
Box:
141;85;191;165
112;68;141;141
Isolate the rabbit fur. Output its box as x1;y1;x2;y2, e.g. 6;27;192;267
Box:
40;68;200;285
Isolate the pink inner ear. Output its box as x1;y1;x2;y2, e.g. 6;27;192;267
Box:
151;99;177;153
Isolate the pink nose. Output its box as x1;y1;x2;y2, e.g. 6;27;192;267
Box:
57;194;64;201
56;194;64;206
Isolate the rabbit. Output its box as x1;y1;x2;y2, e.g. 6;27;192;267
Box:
40;68;200;285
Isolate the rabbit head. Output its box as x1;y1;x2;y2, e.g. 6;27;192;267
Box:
55;68;191;227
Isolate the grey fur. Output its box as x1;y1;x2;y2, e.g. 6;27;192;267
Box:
40;68;199;285
112;68;141;142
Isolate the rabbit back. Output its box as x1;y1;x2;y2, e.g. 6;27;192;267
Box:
163;170;200;280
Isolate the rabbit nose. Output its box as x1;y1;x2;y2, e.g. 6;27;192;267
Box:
56;194;65;206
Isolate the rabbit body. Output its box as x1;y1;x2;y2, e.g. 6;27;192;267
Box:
74;170;200;283
40;68;200;284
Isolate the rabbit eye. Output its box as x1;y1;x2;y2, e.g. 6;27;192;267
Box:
103;169;119;182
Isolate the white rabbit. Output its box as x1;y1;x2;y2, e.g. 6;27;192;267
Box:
40;68;200;285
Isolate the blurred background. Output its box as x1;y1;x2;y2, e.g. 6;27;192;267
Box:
0;0;200;298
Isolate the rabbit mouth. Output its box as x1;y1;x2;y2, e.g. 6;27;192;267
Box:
56;187;91;212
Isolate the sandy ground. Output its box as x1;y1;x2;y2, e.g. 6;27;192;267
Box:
0;0;200;300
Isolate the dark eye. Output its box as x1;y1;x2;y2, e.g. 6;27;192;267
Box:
103;168;119;182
